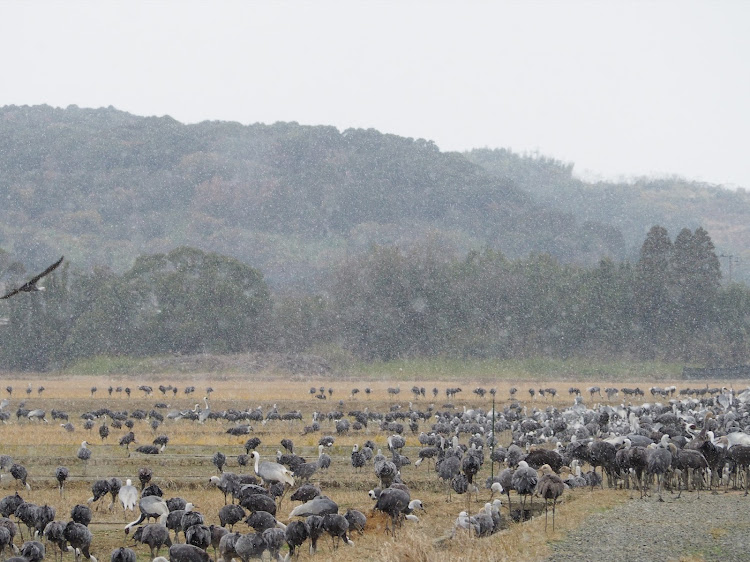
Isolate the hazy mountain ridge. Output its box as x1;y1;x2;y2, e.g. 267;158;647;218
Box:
466;148;750;274
1;104;747;288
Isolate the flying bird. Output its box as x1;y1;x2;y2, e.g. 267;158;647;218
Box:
1;256;64;299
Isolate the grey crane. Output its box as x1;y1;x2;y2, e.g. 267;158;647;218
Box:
251;451;295;487
26;410;47;423
124;496;169;534
288;496;338;518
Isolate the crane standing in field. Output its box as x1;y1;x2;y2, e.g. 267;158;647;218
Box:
537;464;565;531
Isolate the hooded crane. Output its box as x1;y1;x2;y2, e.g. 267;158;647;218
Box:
284;520;309;559
165;502;195;542
64;520;97;562
262;527;286;560
234;533;266;561
110;547;136;562
55;467;69;498
0;256;64;300
321;513;354;549
168;544;211;562
77;442;92;469
43;521;69;562
131;524;172;558
511;461;538;520
373;488;423;536
9;464;30;491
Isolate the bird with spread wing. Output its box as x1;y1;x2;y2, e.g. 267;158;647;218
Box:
1;256;64;299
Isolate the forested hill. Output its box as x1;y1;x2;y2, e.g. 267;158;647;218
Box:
1;104;748;290
466;148;750;281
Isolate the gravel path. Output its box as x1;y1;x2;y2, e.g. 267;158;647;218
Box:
547;491;750;561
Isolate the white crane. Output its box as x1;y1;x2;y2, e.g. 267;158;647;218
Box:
119;479;138;513
251;451;295;487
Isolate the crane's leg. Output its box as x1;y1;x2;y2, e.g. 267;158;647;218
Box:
552;497;557;531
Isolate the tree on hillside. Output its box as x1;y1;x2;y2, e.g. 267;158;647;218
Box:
635;226;674;357
670;227;721;357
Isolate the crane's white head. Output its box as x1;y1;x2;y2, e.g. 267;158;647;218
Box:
409;499;425;512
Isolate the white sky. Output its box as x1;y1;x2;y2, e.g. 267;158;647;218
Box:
2;1;748;188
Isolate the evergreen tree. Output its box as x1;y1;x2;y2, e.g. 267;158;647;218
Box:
635;226;674;357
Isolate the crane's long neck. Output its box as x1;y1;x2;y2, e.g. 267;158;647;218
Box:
254;454;260;476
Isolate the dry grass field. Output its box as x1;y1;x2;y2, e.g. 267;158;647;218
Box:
0;374;740;562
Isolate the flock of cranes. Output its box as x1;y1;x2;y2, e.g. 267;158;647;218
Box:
0;379;749;561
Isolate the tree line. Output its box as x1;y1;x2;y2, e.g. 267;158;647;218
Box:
0;226;747;371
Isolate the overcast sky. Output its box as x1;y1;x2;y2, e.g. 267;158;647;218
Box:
3;1;748;188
